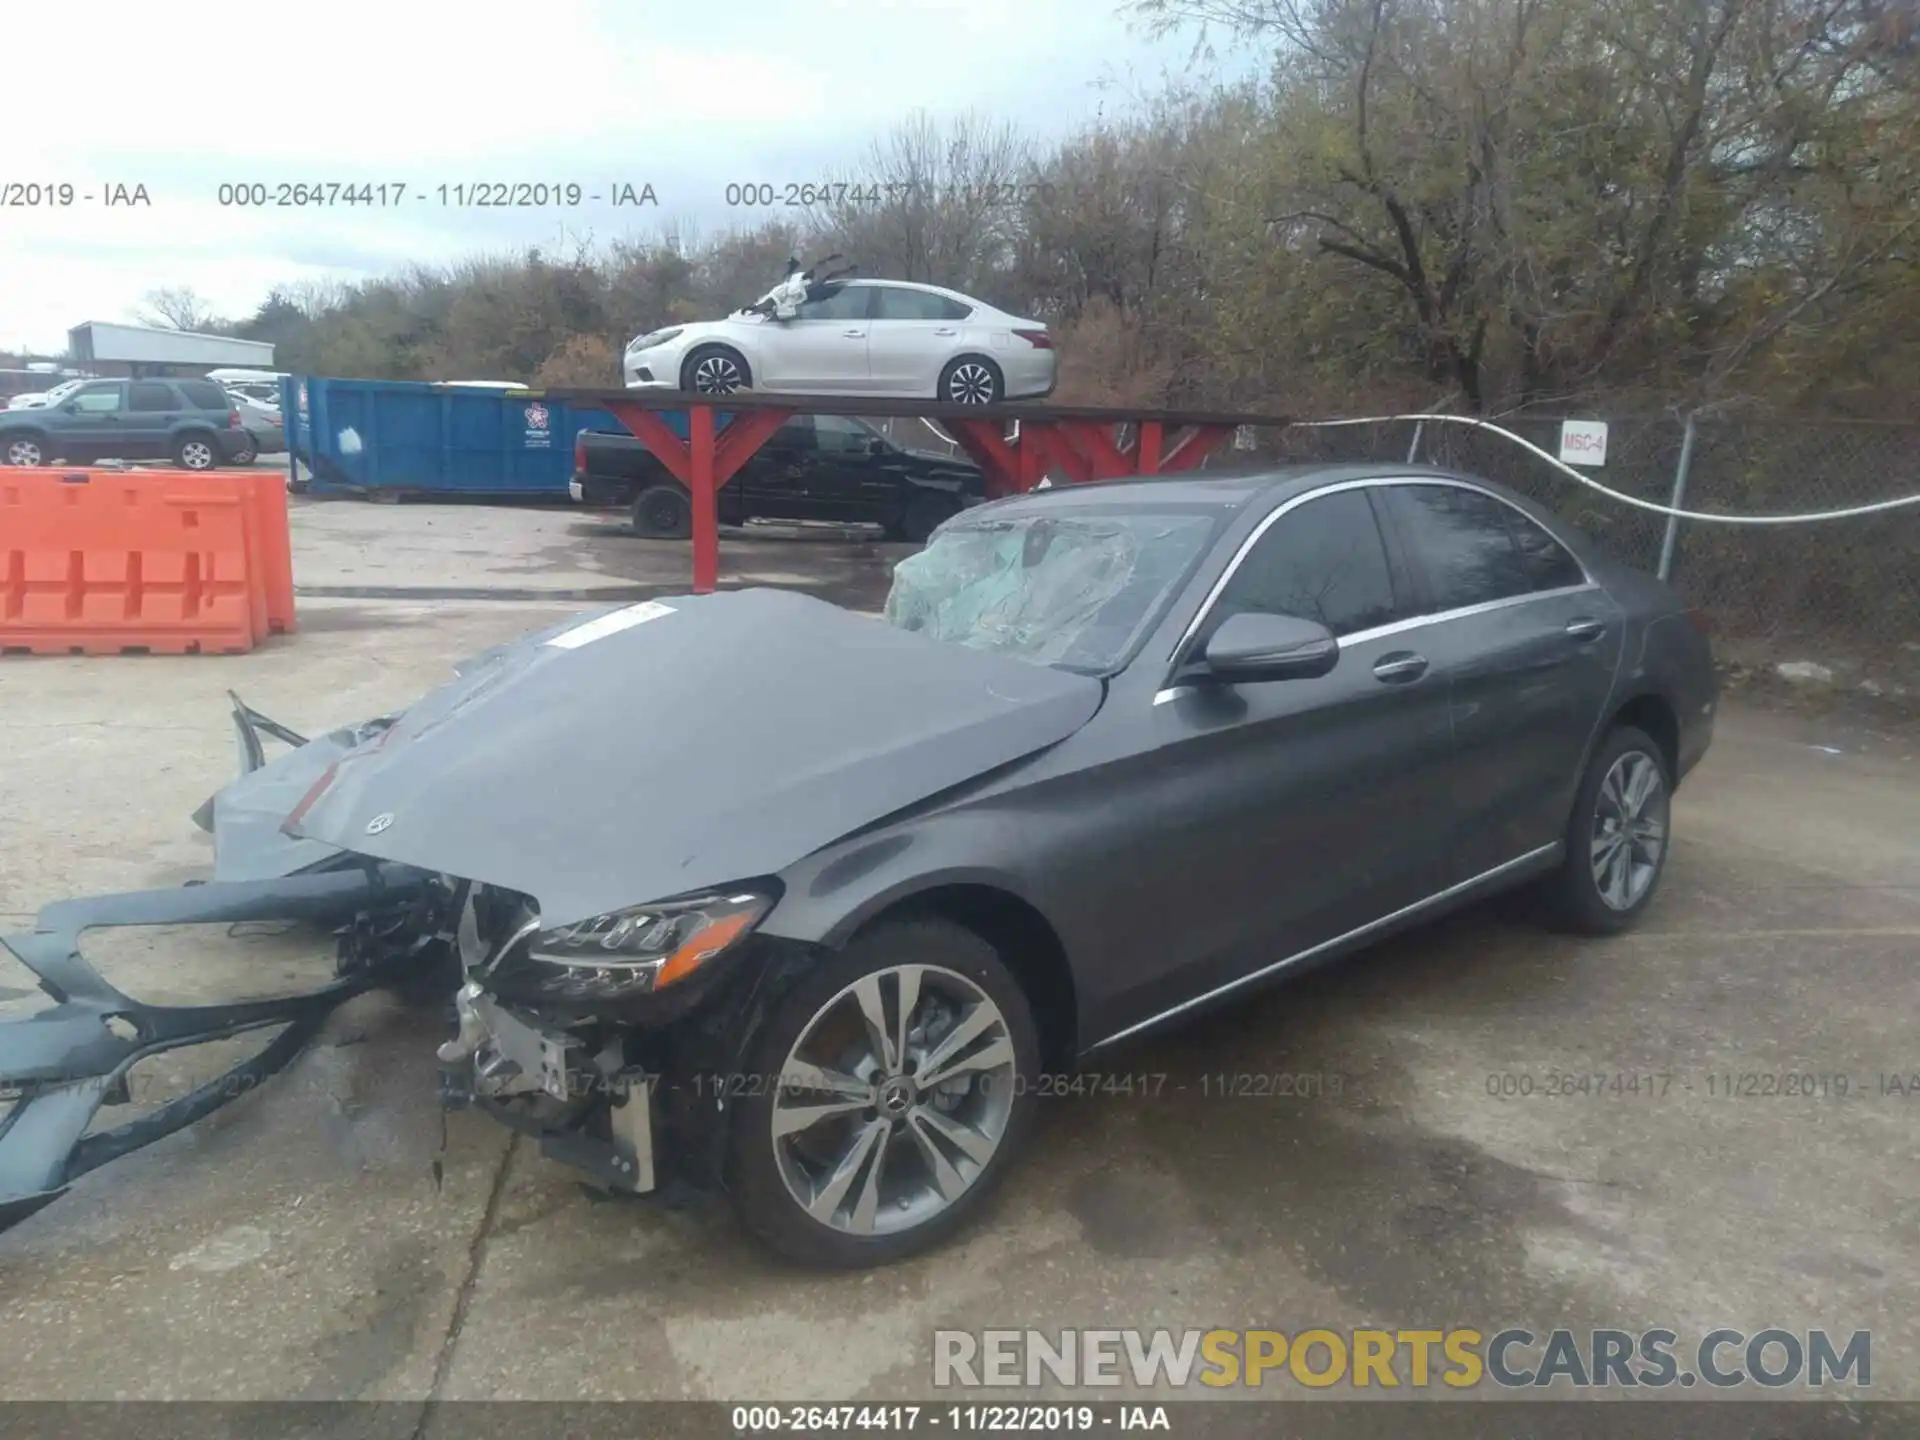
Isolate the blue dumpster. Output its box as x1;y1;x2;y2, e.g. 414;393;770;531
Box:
282;376;633;498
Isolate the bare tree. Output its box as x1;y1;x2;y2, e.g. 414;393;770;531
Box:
810;110;1032;296
137;286;222;331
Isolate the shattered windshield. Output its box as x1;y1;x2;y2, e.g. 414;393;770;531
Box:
884;508;1220;674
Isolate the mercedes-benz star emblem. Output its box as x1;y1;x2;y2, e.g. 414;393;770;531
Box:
365;813;395;835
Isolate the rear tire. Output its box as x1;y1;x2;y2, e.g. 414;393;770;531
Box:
174;434;219;470
3;433;48;466
1541;725;1673;935
938;357;1002;406
681;346;752;396
632;483;693;539
728;917;1042;1267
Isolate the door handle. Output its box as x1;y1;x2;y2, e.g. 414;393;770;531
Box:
1372;652;1429;683
843;329;867;338
1565;617;1606;642
933;327;957;336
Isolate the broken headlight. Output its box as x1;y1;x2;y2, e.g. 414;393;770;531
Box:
514;890;773;1000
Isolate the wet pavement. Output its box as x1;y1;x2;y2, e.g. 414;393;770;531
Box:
0;499;1915;1409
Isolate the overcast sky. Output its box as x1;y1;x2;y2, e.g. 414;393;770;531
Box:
2;0;1229;355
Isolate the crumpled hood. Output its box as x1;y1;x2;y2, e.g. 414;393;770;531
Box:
289;589;1103;926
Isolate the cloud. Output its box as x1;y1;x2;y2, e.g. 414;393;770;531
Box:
4;0;1213;351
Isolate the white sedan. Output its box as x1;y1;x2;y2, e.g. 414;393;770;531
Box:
623;279;1055;405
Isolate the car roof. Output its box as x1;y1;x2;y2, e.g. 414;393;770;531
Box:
963;463;1462;519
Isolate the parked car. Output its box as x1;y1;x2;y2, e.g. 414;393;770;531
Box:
227;394;285;463
0;377;251;469
7;377;87;411
572;413;985;542
623;278;1056;404
221;380;283;409
0;462;1716;1262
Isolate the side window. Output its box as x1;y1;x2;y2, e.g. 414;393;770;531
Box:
1211;489;1399;637
813;415;874;454
177;380;230;409
1390;484;1534;610
872;287;971;321
794;285;872;322
128;381;176;412
69;383;124;414
1504;508;1586;591
769;416;816;451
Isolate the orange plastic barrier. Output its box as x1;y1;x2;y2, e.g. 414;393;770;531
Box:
243;472;296;636
0;468;296;655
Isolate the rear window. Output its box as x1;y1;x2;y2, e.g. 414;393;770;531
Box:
873;287;972;322
177;380;230;409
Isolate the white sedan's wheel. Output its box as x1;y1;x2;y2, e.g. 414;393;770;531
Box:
940;358;1002;405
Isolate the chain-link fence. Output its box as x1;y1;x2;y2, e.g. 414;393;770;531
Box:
1259;414;1920;665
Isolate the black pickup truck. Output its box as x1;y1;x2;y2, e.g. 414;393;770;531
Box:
571;412;985;542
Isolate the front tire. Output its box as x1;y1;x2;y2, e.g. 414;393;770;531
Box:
1542;725;1673;934
889;490;961;544
681;346;753;396
728;918;1041;1267
3;433;48;466
174;434;219;470
631;482;693;539
938;357;1003;406
233;434;260;465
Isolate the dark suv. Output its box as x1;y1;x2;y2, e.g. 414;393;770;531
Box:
0;378;251;470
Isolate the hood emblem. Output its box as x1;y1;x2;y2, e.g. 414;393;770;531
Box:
365;812;395;835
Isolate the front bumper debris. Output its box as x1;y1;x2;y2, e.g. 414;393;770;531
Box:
0;863;435;1234
435;974;657;1195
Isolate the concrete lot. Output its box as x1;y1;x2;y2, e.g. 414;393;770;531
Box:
0;499;1916;1406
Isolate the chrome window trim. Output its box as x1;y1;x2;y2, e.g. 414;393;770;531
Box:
1165;474;1597;673
1335;581;1598;648
1088;841;1559;1050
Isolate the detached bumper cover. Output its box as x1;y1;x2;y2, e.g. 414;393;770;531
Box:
0;863;432;1234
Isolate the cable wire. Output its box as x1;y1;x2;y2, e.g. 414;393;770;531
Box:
1292;414;1920;524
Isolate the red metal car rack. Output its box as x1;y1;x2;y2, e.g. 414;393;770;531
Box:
548;390;1289;594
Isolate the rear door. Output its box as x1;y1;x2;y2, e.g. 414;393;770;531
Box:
1379;480;1623;881
123;380;181;456
865;286;971;395
755;284;873;392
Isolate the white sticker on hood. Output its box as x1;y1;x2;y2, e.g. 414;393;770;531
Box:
544;600;677;650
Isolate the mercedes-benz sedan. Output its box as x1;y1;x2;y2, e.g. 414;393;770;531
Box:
1;464;1714;1266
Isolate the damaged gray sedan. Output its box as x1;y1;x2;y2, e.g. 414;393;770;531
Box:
0;464;1715;1265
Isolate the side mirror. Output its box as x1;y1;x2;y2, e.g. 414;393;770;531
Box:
61;402;80;414
1199;612;1339;683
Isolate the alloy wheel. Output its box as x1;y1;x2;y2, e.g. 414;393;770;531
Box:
1591;750;1668;911
691;354;745;394
179;440;214;469
771;963;1017;1236
6;439;43;466
945;363;996;405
